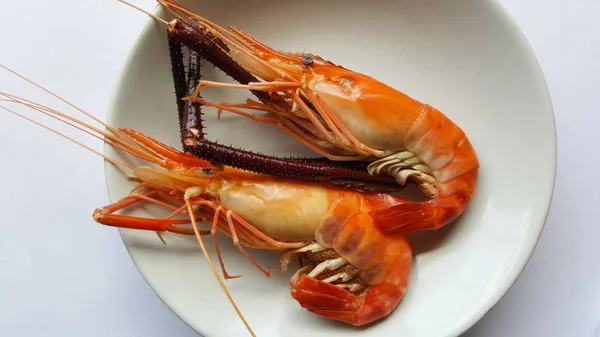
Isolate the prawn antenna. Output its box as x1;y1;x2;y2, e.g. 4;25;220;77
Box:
0;63;257;335
0;64;118;134
0;98;131;172
118;0;169;25
0;64;167;164
185;198;257;337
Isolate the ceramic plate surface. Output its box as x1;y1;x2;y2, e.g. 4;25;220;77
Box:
105;0;556;336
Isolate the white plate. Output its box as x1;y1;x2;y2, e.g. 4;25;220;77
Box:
105;0;556;336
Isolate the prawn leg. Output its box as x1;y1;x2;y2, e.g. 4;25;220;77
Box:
92;181;304;279
185;80;363;158
92;189;204;235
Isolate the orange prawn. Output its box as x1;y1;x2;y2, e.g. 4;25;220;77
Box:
154;0;480;235
0;65;413;336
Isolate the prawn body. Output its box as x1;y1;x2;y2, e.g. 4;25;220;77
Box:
168;0;480;234
0;77;413;329
234;38;480;232
113;141;414;326
92;130;415;327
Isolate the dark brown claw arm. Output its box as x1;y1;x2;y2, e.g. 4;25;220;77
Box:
168;33;204;143
166;20;399;193
168;20;291;112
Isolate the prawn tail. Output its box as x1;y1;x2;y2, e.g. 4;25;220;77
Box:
371;166;479;234
370;194;477;234
290;236;412;326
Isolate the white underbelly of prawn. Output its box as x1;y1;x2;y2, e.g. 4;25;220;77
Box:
217;180;330;242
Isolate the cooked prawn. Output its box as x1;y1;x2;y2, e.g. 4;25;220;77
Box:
154;0;480;236
0;64;414;334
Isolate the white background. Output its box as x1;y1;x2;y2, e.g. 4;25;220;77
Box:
0;1;598;336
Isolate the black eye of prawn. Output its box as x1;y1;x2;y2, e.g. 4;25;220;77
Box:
302;55;314;66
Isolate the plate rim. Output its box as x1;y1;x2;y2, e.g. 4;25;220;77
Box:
449;1;557;333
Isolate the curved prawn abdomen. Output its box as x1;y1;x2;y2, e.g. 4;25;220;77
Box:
404;104;479;182
290;193;413;326
368;103;479;233
403;104;479;227
308;76;479;231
